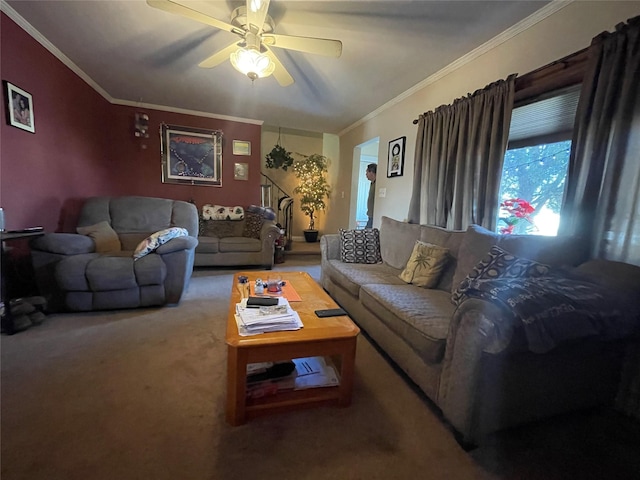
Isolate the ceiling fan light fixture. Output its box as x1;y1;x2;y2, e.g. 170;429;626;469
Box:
230;47;275;80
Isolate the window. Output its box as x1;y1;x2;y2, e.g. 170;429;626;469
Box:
497;84;581;235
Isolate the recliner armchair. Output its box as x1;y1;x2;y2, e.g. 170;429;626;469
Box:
30;196;199;312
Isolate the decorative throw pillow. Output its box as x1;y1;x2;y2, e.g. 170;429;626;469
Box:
242;212;264;239
200;218;238;238
76;221;121;253
246;204;276;221
133;227;188;260
339;228;382;264
451;245;551;305
399;241;450;288
202;205;244;221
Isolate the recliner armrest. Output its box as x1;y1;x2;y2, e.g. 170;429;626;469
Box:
31;233;95;255
155;236;198;254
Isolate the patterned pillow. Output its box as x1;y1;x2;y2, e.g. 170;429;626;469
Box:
451;245;550;305
339;228;382;264
199;218;240;238
76;221;121;253
133;227;188;260
399;241;450;288
202;205;244;221
242;212;264;239
246;204;277;221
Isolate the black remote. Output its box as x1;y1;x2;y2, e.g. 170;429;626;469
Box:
315;308;347;318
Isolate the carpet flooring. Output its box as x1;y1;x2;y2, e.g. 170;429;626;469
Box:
2;257;639;479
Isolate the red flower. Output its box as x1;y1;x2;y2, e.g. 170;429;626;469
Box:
499;198;536;234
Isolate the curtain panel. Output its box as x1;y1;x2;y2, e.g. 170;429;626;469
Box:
408;75;515;231
559;16;640;266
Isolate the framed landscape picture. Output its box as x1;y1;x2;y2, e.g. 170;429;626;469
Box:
160;124;223;186
4;81;35;133
387;136;405;177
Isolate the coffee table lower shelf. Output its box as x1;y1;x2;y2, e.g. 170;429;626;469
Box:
245;384;342;420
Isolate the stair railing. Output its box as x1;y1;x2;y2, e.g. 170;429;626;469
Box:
260;173;294;249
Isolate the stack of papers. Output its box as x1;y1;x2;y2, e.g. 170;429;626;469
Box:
235;297;303;336
246;357;340;398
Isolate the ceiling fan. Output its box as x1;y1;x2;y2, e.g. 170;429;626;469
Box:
147;0;343;86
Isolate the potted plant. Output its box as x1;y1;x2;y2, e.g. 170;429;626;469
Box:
293;153;331;242
265;130;294;171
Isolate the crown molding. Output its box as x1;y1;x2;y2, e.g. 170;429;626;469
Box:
339;0;575;136
0;0;263;126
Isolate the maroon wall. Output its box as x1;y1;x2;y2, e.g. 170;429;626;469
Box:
1;12;262;233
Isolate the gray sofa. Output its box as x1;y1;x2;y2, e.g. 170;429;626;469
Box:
195;209;281;269
321;216;640;444
31;196;198;312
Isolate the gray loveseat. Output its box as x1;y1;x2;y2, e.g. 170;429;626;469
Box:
31;196;198;312
321;216;640;444
195;206;281;269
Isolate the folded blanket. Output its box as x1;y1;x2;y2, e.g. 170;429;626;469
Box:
459;273;640;353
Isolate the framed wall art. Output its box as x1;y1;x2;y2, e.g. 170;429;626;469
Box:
232;140;251;156
387;136;405;177
234;162;249;180
4;81;35;133
160;124;222;186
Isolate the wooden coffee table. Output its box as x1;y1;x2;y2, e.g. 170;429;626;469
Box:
225;271;360;425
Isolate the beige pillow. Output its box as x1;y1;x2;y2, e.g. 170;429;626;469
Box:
399;240;449;288
77;221;121;253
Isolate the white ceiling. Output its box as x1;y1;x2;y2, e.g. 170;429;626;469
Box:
3;0;551;134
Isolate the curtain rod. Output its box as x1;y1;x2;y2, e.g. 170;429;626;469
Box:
412;74;518;124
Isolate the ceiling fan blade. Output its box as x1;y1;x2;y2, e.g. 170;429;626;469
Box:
246;0;271;35
198;42;240;69
263;34;342;58
147;0;243;36
264;48;294;87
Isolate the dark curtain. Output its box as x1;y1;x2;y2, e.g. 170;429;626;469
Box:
408;75;515;230
559;16;640;266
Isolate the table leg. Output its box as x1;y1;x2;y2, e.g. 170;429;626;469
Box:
337;338;357;406
226;346;248;426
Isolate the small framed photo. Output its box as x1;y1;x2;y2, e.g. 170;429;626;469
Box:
234;162;249;181
233;140;251;156
4;81;35;133
387;136;405;177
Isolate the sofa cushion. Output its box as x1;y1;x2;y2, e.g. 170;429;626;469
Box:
195;236;219;254
399;241;450;288
452;245;551;306
87;256;138;290
76;221;121;253
360;284;454;364
452;224;589;294
218;236;262;253
379;217;422;269
133;227;189;259
339;228;382;264
324;259;405;297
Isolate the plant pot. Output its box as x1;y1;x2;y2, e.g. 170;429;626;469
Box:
303;230;319;243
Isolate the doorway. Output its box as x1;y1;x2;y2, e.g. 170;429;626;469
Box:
354;138;379;228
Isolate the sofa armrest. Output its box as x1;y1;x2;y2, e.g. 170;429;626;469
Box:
31;233;95;255
437;298;517;444
260;222;281;247
320;234;340;260
156;235;199;255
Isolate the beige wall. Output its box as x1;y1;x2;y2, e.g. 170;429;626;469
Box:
261;125;339;238
329;0;640;234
